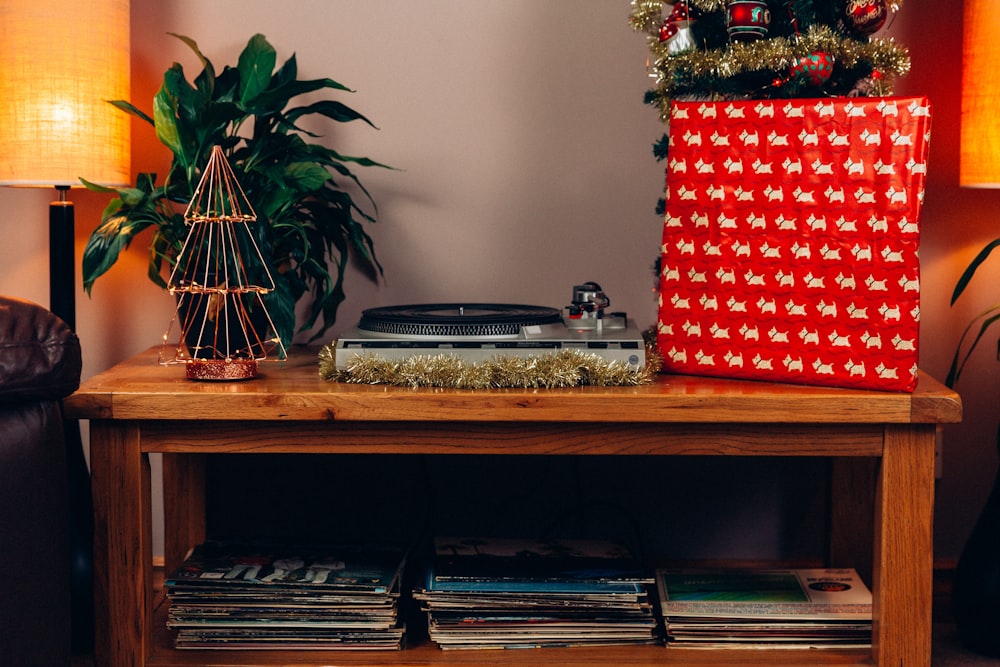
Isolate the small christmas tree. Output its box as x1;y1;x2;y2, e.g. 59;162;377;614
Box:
630;0;910;125
162;145;286;380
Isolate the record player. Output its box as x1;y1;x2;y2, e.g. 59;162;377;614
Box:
333;282;646;370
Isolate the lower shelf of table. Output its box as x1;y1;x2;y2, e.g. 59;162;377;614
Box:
149;606;874;667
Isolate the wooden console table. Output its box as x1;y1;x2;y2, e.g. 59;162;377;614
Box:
65;347;961;667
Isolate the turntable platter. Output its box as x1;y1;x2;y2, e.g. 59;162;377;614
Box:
357;303;563;338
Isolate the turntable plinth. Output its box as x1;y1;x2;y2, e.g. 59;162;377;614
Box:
65;346;961;667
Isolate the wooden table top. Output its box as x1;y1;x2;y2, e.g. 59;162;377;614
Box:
64;346;962;425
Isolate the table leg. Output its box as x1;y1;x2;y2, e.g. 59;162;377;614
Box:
873;424;935;667
161;453;206;577
90;420;152;667
829;457;876;585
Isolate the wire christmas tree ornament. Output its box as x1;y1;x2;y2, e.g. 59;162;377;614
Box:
160;145;287;380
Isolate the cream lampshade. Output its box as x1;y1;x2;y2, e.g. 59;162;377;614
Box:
0;0;130;187
961;0;1000;187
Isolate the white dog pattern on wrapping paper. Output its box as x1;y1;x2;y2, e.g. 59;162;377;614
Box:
656;97;930;390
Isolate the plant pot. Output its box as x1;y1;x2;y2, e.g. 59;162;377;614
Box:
184;357;259;381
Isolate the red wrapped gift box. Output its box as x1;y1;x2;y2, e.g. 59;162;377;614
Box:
656;97;931;391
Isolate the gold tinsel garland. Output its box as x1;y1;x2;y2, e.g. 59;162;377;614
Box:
317;343;662;389
630;1;911;121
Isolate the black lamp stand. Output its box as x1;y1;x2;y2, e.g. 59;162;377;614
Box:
50;187;76;328
50;185;94;653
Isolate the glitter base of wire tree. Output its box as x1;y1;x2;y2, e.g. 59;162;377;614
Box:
160;145;286;380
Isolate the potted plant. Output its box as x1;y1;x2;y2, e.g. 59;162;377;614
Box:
947;236;1000;657
82;33;389;349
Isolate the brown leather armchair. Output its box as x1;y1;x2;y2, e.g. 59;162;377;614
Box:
0;295;82;666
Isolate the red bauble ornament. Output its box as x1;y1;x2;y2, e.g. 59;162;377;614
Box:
845;0;889;35
790;51;835;86
726;0;771;42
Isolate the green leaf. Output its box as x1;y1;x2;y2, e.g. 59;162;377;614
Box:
169;33;216;96
952;238;1000;305
169;33;210;72
82;212;157;293
80;178;120;194
272;53;298;89
193;102;246;152
108;100;154;125
153;66;190;165
147;230;178;289
251;77;353;116
285;100;377;129
262;277;296;351
947;307;1000;387
284;162;331;191
212;66;242;105
238;34;277;105
317;146;393;171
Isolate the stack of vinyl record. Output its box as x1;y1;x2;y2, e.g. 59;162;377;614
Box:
164;540;407;650
414;537;659;650
655;568;873;649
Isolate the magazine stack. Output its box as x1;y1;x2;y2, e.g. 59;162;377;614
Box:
414;537;659;650
656;568;873;649
164;540;407;650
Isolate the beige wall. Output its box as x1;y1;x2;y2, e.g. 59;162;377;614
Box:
0;0;993;564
